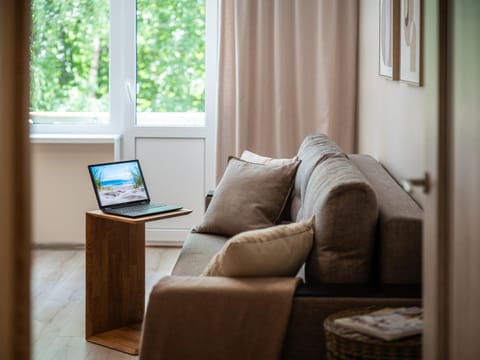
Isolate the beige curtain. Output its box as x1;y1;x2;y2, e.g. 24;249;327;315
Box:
216;0;358;179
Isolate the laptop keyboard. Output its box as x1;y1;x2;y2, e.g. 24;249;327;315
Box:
112;203;168;215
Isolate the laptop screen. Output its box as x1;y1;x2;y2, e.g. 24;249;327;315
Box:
88;160;150;208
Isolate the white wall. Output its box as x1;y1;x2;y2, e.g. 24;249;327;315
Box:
136;137;207;243
31;143;113;244
357;1;426;205
31;139;207;245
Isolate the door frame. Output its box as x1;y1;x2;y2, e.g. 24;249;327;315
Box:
422;0;450;359
0;1;31;359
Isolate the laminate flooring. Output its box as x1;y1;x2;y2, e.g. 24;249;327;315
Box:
32;247;181;360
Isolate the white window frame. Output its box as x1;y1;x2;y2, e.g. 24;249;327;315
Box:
29;0;218;152
29;0;117;136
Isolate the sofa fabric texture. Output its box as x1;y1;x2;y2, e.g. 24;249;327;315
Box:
240;150;299;222
349;154;423;285
202;218;314;277
290;134;345;221
171;232;226;276
193;157;299;237
140;276;301;360
145;134;423;360
301;155;378;284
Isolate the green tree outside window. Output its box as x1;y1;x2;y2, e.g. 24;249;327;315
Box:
30;0;205;119
137;0;205;113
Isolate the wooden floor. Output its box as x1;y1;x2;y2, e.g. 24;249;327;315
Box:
32;247;180;360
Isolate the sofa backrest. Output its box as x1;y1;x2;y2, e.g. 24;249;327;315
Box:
349;154;423;285
292;135;378;284
290;134;344;222
291;134;423;286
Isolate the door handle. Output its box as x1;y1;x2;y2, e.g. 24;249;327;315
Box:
401;172;431;194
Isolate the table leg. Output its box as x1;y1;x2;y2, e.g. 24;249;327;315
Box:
85;213;145;354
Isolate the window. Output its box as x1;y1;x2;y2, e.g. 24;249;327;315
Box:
136;0;206;126
30;0;210;131
30;0;109;125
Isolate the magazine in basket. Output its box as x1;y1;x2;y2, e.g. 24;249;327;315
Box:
334;307;423;341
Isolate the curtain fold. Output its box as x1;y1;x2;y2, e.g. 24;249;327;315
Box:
216;0;358;180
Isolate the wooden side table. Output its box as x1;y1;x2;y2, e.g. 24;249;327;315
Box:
85;209;192;355
324;307;422;360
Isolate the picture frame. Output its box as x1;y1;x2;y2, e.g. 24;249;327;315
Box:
379;0;400;80
400;0;422;86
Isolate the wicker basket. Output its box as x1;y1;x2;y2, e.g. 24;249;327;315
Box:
323;307;422;360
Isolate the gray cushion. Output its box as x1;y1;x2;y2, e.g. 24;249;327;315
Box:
172;232;227;276
291;134;345;221
193;157;299;237
300;154;378;284
349;154;423;285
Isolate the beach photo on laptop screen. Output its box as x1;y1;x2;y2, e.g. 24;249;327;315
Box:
89;161;148;207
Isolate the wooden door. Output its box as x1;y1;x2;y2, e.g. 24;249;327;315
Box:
447;0;480;358
422;0;449;359
424;0;480;359
0;1;31;359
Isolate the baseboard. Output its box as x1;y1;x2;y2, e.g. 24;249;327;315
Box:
145;241;183;248
33;241;183;250
33;243;85;250
33;228;187;250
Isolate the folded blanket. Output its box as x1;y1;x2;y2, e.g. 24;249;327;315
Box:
140;276;301;360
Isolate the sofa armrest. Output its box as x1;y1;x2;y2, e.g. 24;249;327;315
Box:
141;276;301;360
205;190;214;211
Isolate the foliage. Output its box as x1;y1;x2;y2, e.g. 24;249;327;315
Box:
30;0;109;112
129;169;143;189
30;0;205;114
90;167;104;190
137;0;205;112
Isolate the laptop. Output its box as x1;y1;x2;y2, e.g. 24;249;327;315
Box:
88;160;182;218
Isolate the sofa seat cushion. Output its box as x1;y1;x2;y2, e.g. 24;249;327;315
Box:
301;154;378;284
202;219;314;277
171;232;228;276
193;157;299;237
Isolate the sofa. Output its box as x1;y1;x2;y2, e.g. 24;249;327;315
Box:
143;134;422;359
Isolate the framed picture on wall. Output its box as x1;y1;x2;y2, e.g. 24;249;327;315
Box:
400;0;422;86
379;0;400;80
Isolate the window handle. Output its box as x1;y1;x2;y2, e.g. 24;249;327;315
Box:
125;81;134;105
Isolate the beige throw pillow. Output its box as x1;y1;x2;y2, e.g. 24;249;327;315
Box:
202;218;314;277
193;157;299;237
240;150;299;166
